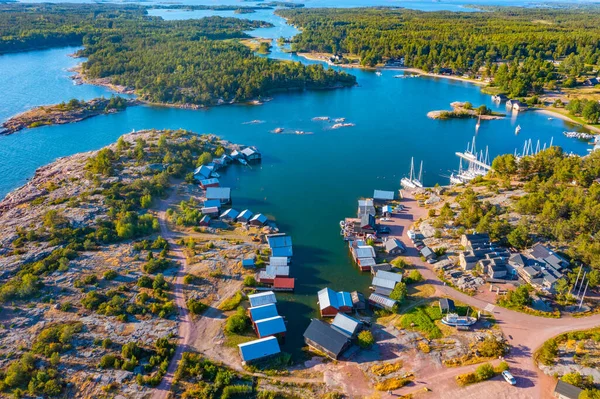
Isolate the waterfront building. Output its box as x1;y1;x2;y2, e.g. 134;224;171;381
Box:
368;293;397;311
317;287;353;317
237;209;254;223
357;198;376;217
373;190;395;203
248;303;279;323
254;316;286;338
220;208;240;221
303;319;351;359
331;313;362;339
199;178;220;189
206;187;231;205
249;213;268;226
238;336;281;365
241;146;261;162
385;238;405;255
249;291;277;307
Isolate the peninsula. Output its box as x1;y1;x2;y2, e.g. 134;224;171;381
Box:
0;97;137;135
427;102;504;120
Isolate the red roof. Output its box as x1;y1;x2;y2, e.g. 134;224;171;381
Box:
273;277;295;289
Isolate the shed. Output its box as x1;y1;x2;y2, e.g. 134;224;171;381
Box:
375;270;403;283
420;247;435;259
439;298;456;313
317;288;352;317
372;276;397;291
554;380;583;399
199;215;211;226
241;147;261;161
206;187;231;205
242;258;255;268
249;213;268;226
303;319;351;360
351;291;366;310
267;234;293;258
248;303;279;322
238;336;281;364
237;209;254;223
269;257;288;267
385;238;405;255
255;316;286;338
266;265;290;277
358;199;376;217
373;190;395;202
331;313;362;338
370;263;392;275
368;293;397;310
353;246;376;259
220;208;240;221
257;271;275;285
201;207;220;216
357;257;376;271
194;165;213;179
248;291;277;307
360;214;376;231
203;199;221;209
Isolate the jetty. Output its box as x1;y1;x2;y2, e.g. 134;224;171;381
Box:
450;137;491;185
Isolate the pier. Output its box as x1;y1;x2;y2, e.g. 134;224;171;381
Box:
454;151;492;171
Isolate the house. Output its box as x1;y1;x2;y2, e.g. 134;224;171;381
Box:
317;288;353;317
266;265;290;277
303;319;351;360
194;165;213;179
584;77;599;86
368;293;397;311
248;303;279;323
487;263;508;279
241;146;261;162
199;178;220;189
439;298;456;313
460;252;480;270
242;258;255;268
385;238;405;255
248;291;277;307
199;215;211;226
529;243;569;271
461;233;490;250
492;94;508;102
201;206;219;217
237;209;253;223
382;205;394;218
370;263;392;275
373;190;395;203
420;247;435;260
356;257;376;271
360;214;376;233
267;234;293;259
510;100;528;112
351;291;366;310
249;213;268;226
553;380;583;399
238;336;281;365
376;270;403;284
357;199;376;217
220;208;240;221
331;313;362;338
254;316;286;338
206;187;231;205
352;245;376;260
372;276;397;297
273;277;295;292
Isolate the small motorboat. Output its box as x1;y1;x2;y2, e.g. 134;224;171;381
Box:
515;125;521;134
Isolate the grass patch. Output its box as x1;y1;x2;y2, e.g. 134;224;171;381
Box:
371;361;403;377
399;305;443;339
375;376;414;391
455;362;509;387
224;331;255;348
219;291;243;311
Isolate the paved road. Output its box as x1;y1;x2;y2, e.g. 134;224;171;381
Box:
382;191;600;398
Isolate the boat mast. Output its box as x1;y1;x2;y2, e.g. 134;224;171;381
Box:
418;160;423;184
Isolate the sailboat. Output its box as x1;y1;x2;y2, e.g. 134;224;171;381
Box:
401;157;418;189
414;160;424;188
515;125;521;134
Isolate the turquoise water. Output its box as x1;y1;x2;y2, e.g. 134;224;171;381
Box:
0;3;594;355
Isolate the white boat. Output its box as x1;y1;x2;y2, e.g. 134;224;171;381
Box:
333;117;346;123
312;116;330;121
339;220;345;228
331;123;355;129
515;125;521;134
401;157;423;188
273;127;284;134
475;115;481;130
375;71;382;76
441;313;477;327
563;131;594;140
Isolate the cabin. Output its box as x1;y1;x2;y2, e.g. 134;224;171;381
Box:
368;293;397;311
199;215;211;227
303;319;351;360
220;208;240;221
238;336;281;365
266;265;290;277
206;187;231;205
492;94;508;102
199;178;220;189
248;303;279;323
372;276;397;297
317;287;353;317
267;234;293;259
357;198;376;217
507;99;528;112
254;316;286;338
553;380;583;399
241;146;261;162
236;209;253;224
257;271;275;285
273;277;295;292
248;291;277;307
249;213;268;226
385;238;405;255
373;190;395;203
331;313;362;339
357;257;376;271
439;298;456;313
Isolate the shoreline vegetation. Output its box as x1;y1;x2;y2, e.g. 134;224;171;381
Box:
0;97;137;135
427;102;504;120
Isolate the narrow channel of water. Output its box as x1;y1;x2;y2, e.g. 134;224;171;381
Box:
0;1;594;357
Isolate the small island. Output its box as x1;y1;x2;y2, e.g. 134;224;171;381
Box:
427;101;505;120
1;96;138;135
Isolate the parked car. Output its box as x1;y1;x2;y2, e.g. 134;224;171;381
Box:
502;371;516;385
407;230;416;240
427;258;438;264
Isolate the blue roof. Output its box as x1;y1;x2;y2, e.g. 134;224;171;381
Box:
267;235;293;248
204;199;221;208
318;288;352;310
206;187;231;200
200;178;219;186
255;316;286;337
249;303;279;322
238;337;281;362
337;291;353;308
194;165;212;178
220;208;240;219
242;258;255;267
271;247;293;258
237;209;254;220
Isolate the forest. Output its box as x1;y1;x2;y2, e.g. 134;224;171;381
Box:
0;4;355;105
277;7;600;97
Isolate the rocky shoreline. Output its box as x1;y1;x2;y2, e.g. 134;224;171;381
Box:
0;97;138;135
427;101;505;120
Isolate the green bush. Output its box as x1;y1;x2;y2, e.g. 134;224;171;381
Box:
357;330;375;349
219;291;243;311
103;270;118;280
225;307;250;334
187;298;208;315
